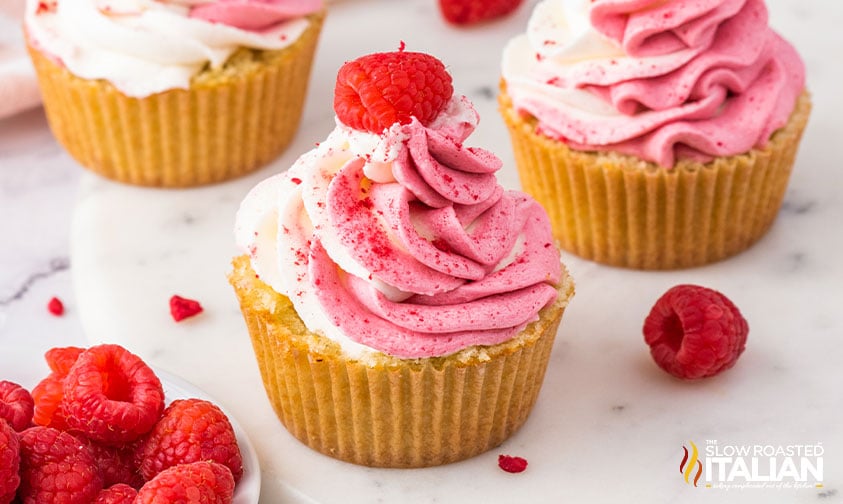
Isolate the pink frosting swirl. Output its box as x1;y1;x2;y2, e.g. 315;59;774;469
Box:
266;116;562;359
506;0;805;167
190;0;322;30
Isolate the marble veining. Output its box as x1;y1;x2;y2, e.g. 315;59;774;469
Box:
0;257;69;306
1;1;841;503
780;197;819;216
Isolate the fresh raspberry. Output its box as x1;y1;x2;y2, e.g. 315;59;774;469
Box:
643;284;749;380
31;372;71;430
93;484;137;504
169;295;204;322
333;51;454;133
61;344;165;445
0;420;21;504
135;462;235;504
17;426;103;504
0;381;35;431
47;296;65;316
78;437;144;489
498;454;528;473
438;0;524;25
136;399;243;482
32;347;84;429
45;346;85;374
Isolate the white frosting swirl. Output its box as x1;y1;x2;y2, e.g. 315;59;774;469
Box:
235;96;562;359
502;0;805;167
236;97;480;358
25;0;314;97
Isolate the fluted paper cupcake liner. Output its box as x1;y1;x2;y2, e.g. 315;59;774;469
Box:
499;89;811;270
229;255;574;468
26;12;324;188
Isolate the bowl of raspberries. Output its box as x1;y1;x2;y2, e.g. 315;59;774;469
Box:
0;344;259;504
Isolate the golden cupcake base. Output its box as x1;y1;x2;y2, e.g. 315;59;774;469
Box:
499;88;811;270
228;255;574;468
26;12;325;188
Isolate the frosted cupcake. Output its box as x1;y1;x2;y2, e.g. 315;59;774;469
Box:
229;50;574;467
25;0;325;187
500;0;810;269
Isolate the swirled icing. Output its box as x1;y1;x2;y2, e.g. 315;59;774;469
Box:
502;0;805;167
236;96;563;359
25;0;322;97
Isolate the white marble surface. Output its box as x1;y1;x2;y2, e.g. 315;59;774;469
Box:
1;0;842;503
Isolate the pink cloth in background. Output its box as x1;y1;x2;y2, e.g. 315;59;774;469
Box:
0;0;23;18
0;0;41;120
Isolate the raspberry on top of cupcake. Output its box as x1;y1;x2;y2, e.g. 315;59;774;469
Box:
501;0;806;167
25;0;324;97
236;49;565;359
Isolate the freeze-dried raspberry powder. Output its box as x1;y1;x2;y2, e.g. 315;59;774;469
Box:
169;295;204;322
498;454;528;473
47;296;64;316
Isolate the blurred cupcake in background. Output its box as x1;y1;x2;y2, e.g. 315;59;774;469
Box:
500;0;810;269
25;0;326;187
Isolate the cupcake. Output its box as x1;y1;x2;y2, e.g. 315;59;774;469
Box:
229;50;574;467
25;0;325;187
500;0;810;269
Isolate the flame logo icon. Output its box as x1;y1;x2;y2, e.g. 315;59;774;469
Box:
680;441;703;487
